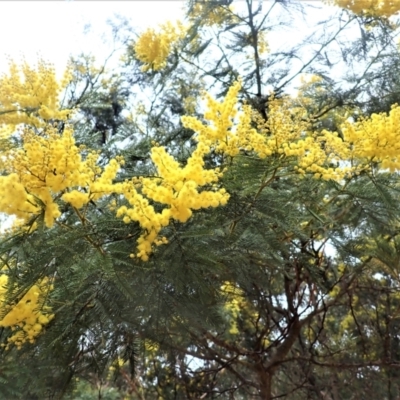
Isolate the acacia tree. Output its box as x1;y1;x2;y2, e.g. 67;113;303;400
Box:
1;1;400;399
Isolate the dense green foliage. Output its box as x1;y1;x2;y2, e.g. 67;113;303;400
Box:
2;1;400;399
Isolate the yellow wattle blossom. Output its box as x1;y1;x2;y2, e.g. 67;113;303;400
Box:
220;282;244;335
0;125;123;228
331;0;400;17
342;105;400;171
188;1;238;27
258;31;269;55
0;273;54;350
134;21;186;71
182;80;271;158
116;142;229;261
182;80;353;180
0;59;71;132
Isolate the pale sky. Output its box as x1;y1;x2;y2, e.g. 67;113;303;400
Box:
0;1;340;79
0;1;185;75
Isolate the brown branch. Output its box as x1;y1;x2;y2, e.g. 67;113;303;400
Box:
293;357;400;370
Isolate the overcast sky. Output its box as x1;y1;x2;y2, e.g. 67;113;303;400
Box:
0;1;342;78
0;1;185;74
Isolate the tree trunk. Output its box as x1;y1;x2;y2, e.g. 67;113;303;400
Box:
257;366;274;400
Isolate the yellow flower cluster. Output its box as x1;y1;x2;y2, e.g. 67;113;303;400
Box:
182;81;272;158
220;281;244;335
220;281;268;345
134;21;186;71
248;85;400;177
182;81;353;181
0;60;71;132
258;31;269;55
254;97;356;180
0;274;54;350
342;105;400;171
0;126;123;227
116;143;229;261
188;1;237;27
331;0;400;17
0;173;39;222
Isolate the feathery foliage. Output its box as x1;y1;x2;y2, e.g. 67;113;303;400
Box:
1;1;400;399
